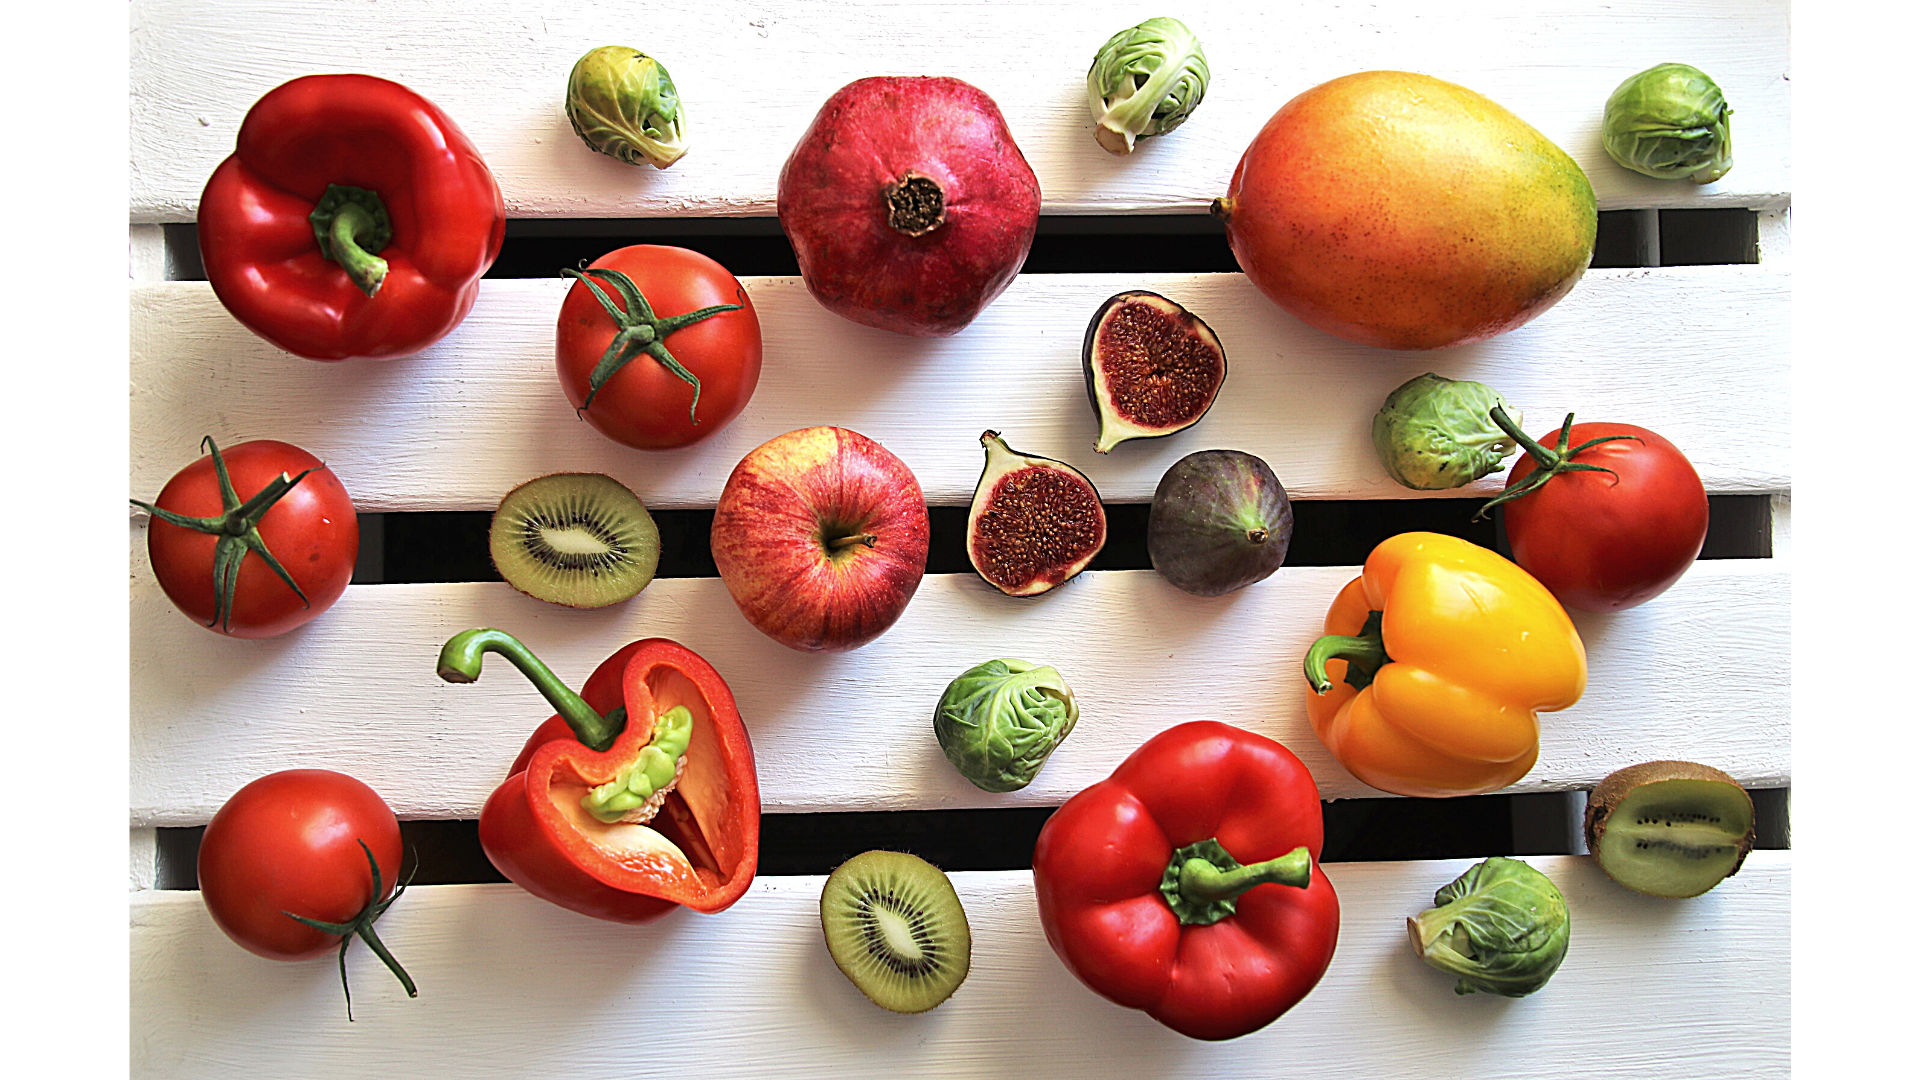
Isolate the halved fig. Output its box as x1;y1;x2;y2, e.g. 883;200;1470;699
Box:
1585;760;1756;899
1082;290;1227;453
967;431;1107;597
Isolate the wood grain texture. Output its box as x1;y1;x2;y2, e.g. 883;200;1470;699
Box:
129;0;1788;222
131;854;1789;1078
131;266;1789;511
131;557;1788;826
131;828;158;891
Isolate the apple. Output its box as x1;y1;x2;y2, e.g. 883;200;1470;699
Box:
711;427;931;651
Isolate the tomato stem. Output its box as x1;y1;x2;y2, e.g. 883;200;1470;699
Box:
128;436;314;634
282;839;417;1021
1472;408;1644;521
562;266;743;422
435;628;627;752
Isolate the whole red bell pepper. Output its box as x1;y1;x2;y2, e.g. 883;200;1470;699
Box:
436;629;760;923
1032;720;1340;1041
199;74;505;361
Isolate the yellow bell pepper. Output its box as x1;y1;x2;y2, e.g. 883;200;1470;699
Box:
1303;532;1586;798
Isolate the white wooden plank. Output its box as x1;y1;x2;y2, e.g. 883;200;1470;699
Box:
131;556;1787;826
1770;494;1790;560
130;853;1789;1078
131;828;159;891
130;266;1790;512
129;224;167;282
130;0;1788;222
1757;207;1791;265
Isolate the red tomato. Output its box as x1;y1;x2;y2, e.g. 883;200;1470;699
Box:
556;245;763;450
1499;421;1708;612
142;439;358;638
198;770;402;961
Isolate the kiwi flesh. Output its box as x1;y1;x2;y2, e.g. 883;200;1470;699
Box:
820;850;971;1013
1586;760;1755;899
489;473;660;608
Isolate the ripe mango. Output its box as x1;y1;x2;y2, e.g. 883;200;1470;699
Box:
1214;71;1596;351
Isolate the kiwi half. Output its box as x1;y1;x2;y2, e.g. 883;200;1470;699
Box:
820;850;971;1013
1585;760;1756;898
489;473;660;608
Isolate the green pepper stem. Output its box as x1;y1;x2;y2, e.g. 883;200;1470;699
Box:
327;201;390;297
435;628;623;752
308;185;393;299
1180;846;1312;901
1304;609;1390;694
1159;838;1313;926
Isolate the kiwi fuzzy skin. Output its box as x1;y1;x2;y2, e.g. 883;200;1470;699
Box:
1585;760;1755;898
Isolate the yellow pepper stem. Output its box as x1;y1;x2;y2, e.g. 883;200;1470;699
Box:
1304;610;1390;694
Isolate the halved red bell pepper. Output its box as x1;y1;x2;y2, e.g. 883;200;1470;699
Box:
199;74;505;361
1032;720;1339;1041
437;630;759;923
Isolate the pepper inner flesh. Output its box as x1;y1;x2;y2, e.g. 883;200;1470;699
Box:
544;671;740;885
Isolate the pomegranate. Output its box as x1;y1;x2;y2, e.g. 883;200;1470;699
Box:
778;77;1041;337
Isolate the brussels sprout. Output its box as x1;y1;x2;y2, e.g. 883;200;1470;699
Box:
933;659;1078;793
1372;373;1522;490
1087;17;1210;155
566;46;688;169
1602;63;1733;184
1408;857;1569;997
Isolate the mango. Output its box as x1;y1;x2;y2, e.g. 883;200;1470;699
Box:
1214;71;1596;351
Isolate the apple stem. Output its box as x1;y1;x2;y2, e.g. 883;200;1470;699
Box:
829;533;878;551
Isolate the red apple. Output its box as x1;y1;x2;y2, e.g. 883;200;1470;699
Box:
711;427;930;651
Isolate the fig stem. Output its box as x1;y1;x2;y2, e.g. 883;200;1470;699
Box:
1247;528;1269;545
1472;407;1643;521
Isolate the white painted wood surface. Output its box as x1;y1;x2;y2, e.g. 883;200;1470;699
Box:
131;265;1789;511
131;853;1789;1078
130;0;1788;222
132;557;1787;825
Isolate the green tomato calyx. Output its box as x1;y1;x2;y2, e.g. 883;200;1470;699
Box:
1160;838;1312;926
129;436;316;634
1472;407;1644;520
561;266;744;421
584;705;694;823
281;838;418;1021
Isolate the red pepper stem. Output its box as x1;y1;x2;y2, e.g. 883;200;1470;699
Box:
327;202;390;296
1159;838;1313;926
1304;609;1389;694
1180;846;1313;901
308;184;393;299
435;628;624;752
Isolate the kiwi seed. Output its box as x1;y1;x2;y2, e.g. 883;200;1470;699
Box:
820;850;971;1014
1585;760;1756;899
488;473;660;609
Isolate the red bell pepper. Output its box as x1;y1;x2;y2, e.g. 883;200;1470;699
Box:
199;74;505;361
437;629;760;923
1032;720;1340;1041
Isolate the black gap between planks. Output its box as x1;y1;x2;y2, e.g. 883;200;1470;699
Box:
158;209;1758;282
151;787;1790;890
357;494;1770;585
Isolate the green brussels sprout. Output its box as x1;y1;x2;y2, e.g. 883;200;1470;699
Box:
1371;373;1521;490
1409;857;1569;997
1602;63;1733;184
933;659;1078;793
1087;17;1210;155
566;46;688;169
